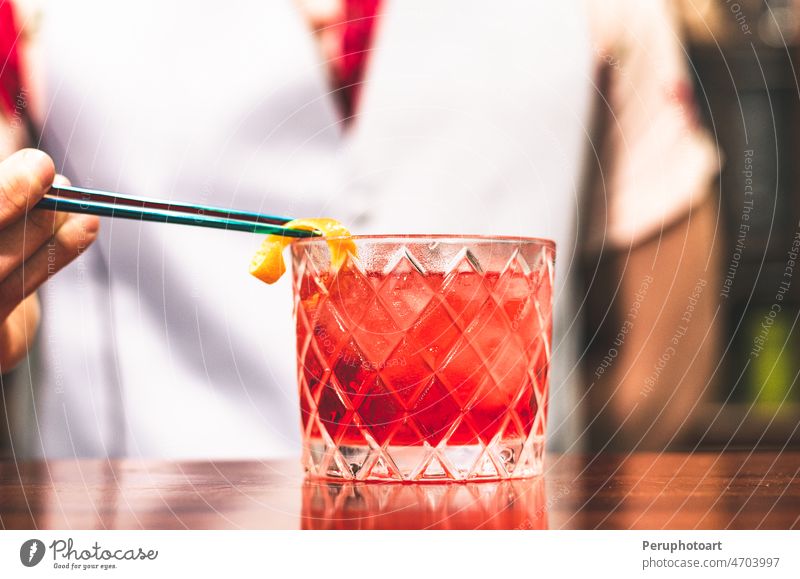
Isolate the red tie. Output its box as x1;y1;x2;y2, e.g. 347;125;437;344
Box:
336;0;381;121
0;1;23;118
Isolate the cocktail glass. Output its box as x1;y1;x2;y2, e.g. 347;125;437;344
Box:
291;235;554;482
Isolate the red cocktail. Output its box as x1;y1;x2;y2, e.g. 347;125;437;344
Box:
292;236;554;481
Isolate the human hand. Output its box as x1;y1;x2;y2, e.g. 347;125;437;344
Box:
0;149;99;372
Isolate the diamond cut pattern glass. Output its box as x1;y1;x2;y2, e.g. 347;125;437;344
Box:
291;236;555;481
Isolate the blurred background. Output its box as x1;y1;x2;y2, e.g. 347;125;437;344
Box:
687;0;800;448
585;0;800;450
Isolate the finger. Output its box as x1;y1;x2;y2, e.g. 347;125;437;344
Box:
53;174;70;187
0;149;56;229
0;294;40;372
0;174;71;280
0;213;99;321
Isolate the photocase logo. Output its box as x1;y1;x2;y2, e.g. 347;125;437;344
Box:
19;539;46;567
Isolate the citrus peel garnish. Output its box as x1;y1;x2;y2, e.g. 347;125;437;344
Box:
249;218;355;284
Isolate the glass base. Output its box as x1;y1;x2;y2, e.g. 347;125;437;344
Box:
303;437;544;482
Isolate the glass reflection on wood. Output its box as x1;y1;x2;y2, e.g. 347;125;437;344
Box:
302;477;548;530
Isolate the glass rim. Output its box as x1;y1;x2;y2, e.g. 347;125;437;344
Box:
293;233;556;250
